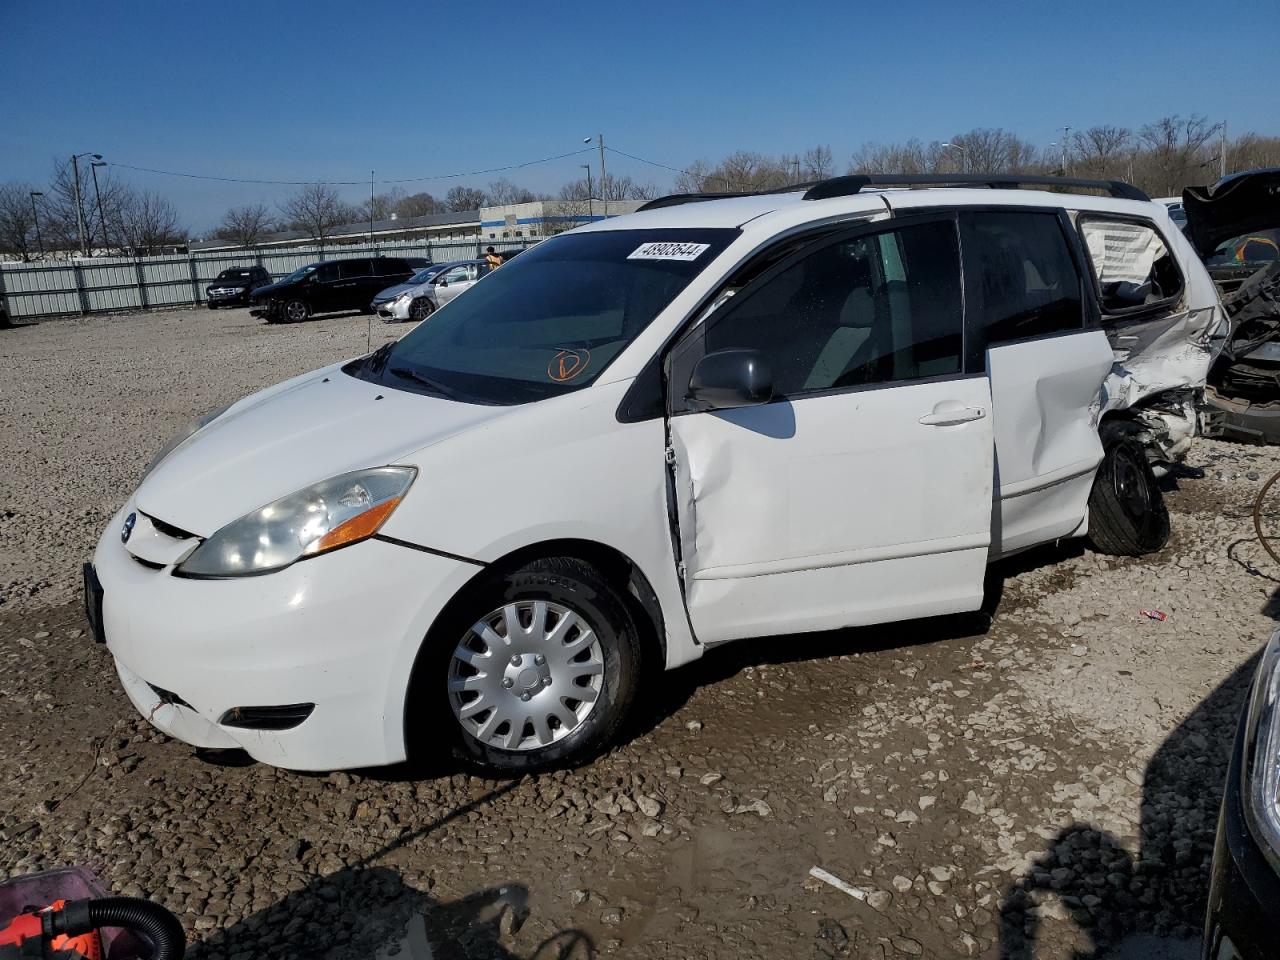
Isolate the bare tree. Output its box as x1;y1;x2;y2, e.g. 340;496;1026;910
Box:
395;192;445;218
115;189;185;255
216;203;273;248
803;145;834;180
1070;126;1132;178
486;178;537;205
1135;115;1219;195
1226;134;1280;177
279;183;353;248
0;182;40;260
359;187;407;223
42;159;127;253
445;186;487;211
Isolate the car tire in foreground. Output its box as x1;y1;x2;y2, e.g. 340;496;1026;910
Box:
1088;422;1170;555
410;557;642;775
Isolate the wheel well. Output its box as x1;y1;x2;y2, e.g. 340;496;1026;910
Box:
483;539;667;671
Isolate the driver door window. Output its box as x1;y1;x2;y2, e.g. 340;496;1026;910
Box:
700;219;964;398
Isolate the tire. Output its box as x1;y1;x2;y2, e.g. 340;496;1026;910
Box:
1087;423;1170;556
282;299;309;323
409;298;435;322
410;557;642;774
206;302;217;310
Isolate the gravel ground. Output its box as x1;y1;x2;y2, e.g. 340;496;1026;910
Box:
2;306;1278;959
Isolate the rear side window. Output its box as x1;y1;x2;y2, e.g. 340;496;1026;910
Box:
339;259;372;279
702;218;963;396
962;211;1084;366
1078;217;1185;316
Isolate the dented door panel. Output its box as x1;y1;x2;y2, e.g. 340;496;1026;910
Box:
669;377;995;645
986;331;1115;555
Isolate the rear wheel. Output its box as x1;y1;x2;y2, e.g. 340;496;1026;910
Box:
206;302;217;310
410;557;642;774
1088;423;1169;555
282;299;309;323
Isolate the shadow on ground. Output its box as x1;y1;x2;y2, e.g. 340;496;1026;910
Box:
999;638;1266;956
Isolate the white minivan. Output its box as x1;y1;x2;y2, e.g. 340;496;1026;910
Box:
86;175;1224;773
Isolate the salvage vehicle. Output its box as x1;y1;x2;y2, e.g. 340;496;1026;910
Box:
248;256;415;322
1203;629;1280;960
372;261;462;323
86;174;1222;773
205;265;272;309
1185;170;1280;443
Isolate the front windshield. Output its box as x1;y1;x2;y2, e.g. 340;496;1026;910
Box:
279;264;318;284
216;269;252;281
1208;229;1280;267
350;229;737;405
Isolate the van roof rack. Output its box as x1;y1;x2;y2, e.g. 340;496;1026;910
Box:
636;174;1149;212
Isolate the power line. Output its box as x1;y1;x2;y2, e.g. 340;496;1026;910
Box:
104;148;596;188
606;145;742;191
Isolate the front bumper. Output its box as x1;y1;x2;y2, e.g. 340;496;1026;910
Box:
91;504;478;770
1203;710;1280;959
373;297;412;321
249;300;281;319
206;290;250;306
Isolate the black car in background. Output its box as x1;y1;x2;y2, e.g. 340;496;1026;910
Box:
1204;631;1280;959
249;256;415;323
205;266;272;308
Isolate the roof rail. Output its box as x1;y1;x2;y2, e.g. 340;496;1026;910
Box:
635;192;747;212
802;174;1149;203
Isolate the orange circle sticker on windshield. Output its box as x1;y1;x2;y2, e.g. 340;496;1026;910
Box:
548;348;591;382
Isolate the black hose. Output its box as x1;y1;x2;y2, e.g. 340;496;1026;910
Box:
45;896;185;960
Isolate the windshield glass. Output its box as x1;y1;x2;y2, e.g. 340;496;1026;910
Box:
349;229;737;405
216;269;252;281
279;264;318;284
1208;228;1280;266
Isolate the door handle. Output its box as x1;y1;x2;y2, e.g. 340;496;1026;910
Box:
918;403;986;426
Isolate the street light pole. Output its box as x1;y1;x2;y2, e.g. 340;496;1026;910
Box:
582;163;593;220
1060;126;1071;177
90;160;110;253
69;152;101;255
29;192;44;257
941;142;969;173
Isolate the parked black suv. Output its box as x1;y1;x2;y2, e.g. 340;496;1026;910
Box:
249;257;416;323
206;266;273;309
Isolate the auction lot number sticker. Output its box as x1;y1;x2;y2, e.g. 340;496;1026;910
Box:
628;241;711;261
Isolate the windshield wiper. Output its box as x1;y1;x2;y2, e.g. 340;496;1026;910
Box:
389;366;465;402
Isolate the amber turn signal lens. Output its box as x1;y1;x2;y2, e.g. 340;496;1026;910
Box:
305;497;401;556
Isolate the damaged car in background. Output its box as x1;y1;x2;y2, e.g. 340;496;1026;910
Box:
84;174;1222;775
1184;169;1280;443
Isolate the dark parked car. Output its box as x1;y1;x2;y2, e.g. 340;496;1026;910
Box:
403;257;432;271
1184;170;1280;443
205;266;272;309
249;257;415;323
1204;631;1280;960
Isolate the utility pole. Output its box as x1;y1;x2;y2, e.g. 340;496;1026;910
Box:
1220;122;1227;180
598;134;607;218
90;160;110;253
1060;126;1071;177
71;154;87;255
370;171;375;252
582;163;593;220
29;192;44;257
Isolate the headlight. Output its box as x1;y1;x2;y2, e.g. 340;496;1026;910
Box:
141;403;233;482
175;466;416;578
1243;631;1280;868
394;292;413;305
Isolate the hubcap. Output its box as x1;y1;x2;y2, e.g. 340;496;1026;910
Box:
448;600;604;751
410;299;432;320
286;302;306;321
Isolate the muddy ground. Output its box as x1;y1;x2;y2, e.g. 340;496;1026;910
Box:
2;306;1278;959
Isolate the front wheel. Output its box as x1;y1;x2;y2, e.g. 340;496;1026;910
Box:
411;557;642;774
282;299;310;323
1088;424;1170;555
408;297;435;322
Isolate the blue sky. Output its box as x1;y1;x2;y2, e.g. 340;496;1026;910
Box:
3;0;1276;233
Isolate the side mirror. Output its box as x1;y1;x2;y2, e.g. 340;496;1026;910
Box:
436;277;449;287
687;348;773;410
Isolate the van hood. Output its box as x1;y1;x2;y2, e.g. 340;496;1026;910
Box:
135;364;508;537
1183;169;1280;259
249;279;298;302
